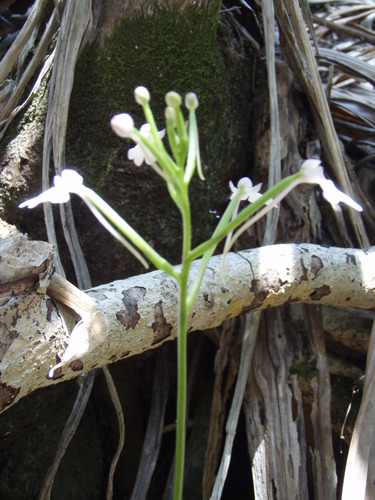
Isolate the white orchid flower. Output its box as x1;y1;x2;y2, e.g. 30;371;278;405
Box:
223;159;363;272
229;177;262;201
223;177;273;278
300;159;363;211
19;170;85;208
229;177;274;205
128;124;165;166
18;169;150;268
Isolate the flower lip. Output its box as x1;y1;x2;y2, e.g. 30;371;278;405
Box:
110;113;134;138
19;169;84;209
300;159;363;211
320;179;363;211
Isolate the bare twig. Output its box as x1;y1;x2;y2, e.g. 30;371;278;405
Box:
38;371;95;500
104;365;125;500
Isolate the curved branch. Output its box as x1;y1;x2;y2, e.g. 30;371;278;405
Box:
1;233;374;413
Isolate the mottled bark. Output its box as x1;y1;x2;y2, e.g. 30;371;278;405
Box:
1;231;374;414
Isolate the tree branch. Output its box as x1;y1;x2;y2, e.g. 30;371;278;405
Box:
1;232;374;413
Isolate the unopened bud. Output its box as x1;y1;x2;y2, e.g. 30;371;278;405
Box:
165;91;182;108
134;86;150;105
185;92;199;110
110;113;134;138
165;106;176;122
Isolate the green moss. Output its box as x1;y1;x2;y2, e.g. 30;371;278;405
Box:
68;4;233;175
66;3;253;278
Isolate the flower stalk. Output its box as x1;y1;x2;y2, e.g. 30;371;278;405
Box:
19;87;363;500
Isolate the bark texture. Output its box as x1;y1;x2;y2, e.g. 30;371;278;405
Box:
1;231;374;414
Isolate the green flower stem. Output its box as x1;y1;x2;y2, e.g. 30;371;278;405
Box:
188;171;303;262
166;123;182;167
83;197;149;269
83;187;179;280
141;100;166;148
173;184;192;500
175;105;188;158
186;193;242;313
173;262;189;500
181;189;192;260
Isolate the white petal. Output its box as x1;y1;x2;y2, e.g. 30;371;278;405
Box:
237;177;253;191
300;160;363;211
246;182;263;202
60;169;83;184
300;159;325;184
128;144;145;166
230;177;253;201
18;186;70;208
127;125;165;167
229;180;237;197
56;169;84;195
321;179;363;211
229;177;264;202
139;123;165;141
140;123;152;135
19;169;85;209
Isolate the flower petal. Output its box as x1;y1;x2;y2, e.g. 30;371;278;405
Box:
128;145;144;166
229;177;265;203
19;187;70;208
246;182;263;203
300;159;363;211
300;159;325;184
57;169;84;195
230;177;252;200
127;125;165;166
19;170;84;209
321;179;363;211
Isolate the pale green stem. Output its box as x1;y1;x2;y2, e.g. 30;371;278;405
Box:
186;194;242;313
166;122;182;167
173;263;189;500
224;175;304;252
82;187;179;280
173;185;191;500
188;171;303;262
83;197;149;268
141;100;166;148
175;105;188;160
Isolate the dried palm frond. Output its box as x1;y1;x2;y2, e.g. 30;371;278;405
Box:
310;2;375;498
